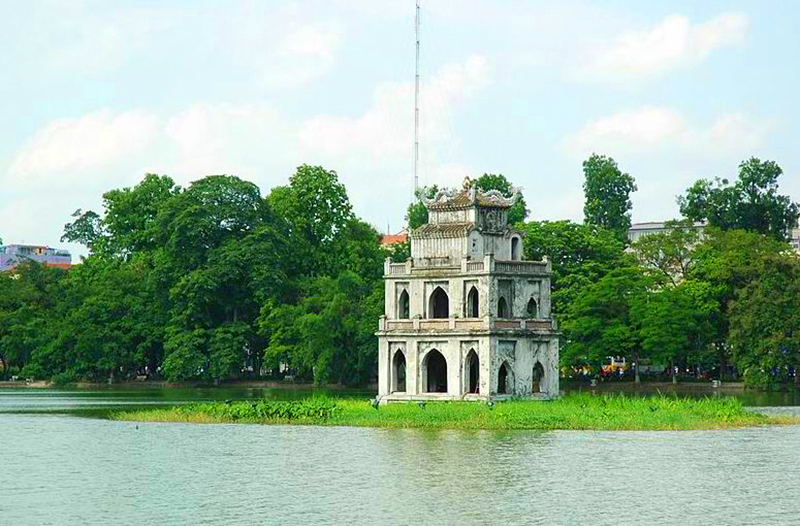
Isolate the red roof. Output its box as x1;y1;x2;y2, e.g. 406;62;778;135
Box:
380;233;408;246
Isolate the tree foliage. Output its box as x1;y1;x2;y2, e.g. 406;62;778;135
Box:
631;219;701;286
582;154;637;242
518;220;628;316
729;254;800;387
678;157;799;241
8;165;385;386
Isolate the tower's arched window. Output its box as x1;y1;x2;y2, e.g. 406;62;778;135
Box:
392;351;406;392
465;349;479;394
467;286;479;318
498;297;509;318
526;298;538;318
511;237;520;260
429;287;449;319
398;290;410;319
498;362;512;394
532;361;545;393
423;349;448;393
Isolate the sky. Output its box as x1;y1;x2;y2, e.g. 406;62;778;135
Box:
2;0;799;259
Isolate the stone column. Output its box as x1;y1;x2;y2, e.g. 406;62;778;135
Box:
378;338;389;396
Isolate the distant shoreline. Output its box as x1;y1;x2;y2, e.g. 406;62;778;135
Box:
0;379;779;393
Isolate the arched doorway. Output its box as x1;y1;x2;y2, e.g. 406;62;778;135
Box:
398;289;410;319
429;287;449;319
532;361;545;393
467;286;479;317
392;351;406;392
511;237;520;260
465;349;479;394
526;298;537;318
423;349;448;393
498;297;509;318
498;361;513;394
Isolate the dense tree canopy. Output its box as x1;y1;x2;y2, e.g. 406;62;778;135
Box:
729;254;800;387
562;266;651;370
6;165;385;386
678;157;799;241
3;160;799;390
518;220;628;316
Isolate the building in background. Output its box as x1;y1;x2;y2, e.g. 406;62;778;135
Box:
0;244;72;271
627;221;706;244
630;220;800;252
380;229;408;247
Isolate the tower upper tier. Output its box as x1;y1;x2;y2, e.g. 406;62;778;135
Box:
411;178;524;263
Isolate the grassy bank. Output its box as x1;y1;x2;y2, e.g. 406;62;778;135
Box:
111;394;799;431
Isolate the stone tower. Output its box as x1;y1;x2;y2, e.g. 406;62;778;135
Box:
377;178;560;403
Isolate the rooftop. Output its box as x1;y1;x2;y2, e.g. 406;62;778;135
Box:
423;177;520;211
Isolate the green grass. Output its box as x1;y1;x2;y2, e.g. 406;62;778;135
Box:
110;394;800;431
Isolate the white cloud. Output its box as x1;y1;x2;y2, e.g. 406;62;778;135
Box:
260;25;343;87
561;106;769;158
3;55;491;251
298;54;489;159
581;12;749;82
9;110;159;182
162;103;286;177
280;25;340;62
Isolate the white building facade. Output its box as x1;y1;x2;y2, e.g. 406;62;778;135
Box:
376;179;560;403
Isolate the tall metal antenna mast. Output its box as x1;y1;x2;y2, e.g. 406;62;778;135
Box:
413;0;420;194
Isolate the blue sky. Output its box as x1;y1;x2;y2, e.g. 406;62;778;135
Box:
2;0;799;257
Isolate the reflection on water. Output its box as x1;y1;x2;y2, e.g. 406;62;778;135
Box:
0;386;375;413
1;383;799;414
1;413;799;525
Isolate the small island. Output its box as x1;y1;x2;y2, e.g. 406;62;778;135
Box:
112;395;799;431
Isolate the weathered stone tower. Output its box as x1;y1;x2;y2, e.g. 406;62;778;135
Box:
377;178;560;403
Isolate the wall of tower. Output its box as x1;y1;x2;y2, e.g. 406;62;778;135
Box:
377;333;559;399
411;236;468;261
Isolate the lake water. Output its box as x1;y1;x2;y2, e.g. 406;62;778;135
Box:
2;388;799;525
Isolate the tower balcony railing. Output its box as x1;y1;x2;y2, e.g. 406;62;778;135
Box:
385;254;551;276
379;316;555;332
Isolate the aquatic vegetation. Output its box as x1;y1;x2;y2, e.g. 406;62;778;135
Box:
111;394;799;431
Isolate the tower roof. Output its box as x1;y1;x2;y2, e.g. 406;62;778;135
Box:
422;177;520;211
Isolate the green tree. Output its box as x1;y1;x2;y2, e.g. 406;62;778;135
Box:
684;228;785;379
0;261;69;379
260;271;383;385
518;220;628;317
267;165;354;276
156;176;287;381
631;284;704;381
562;266;652;381
384;238;410;263
582;154;637;242
678;157;800;241
62;174;179;258
631;219;701;286
729;254;800;388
